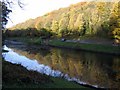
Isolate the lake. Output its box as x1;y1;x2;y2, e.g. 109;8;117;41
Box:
2;43;120;89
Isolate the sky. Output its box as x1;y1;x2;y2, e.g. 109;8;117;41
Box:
6;0;84;28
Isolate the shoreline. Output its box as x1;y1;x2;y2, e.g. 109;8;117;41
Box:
3;38;118;89
3;53;102;89
5;37;120;55
3;59;93;89
48;40;120;56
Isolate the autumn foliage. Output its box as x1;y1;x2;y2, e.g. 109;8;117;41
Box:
6;1;120;41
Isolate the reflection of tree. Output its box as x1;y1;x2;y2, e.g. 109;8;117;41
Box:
26;45;51;57
11;46;120;88
10;45;51;60
57;50;69;73
67;58;77;77
35;53;44;62
51;49;60;69
112;58;120;82
48;48;119;88
74;60;83;77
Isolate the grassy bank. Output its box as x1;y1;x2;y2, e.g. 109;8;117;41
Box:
2;59;93;89
48;40;120;55
7;37;43;45
6;37;120;55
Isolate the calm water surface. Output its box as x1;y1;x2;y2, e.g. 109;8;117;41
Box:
2;44;120;89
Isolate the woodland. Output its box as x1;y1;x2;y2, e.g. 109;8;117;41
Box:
5;1;120;42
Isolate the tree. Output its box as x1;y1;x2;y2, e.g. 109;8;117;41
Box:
1;1;12;29
74;13;85;36
44;21;52;31
51;20;59;35
1;1;12;46
1;0;24;29
5;1;120;40
1;0;24;46
109;1;120;42
58;13;69;37
68;11;76;31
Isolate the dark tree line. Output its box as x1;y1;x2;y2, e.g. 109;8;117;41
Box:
7;1;120;41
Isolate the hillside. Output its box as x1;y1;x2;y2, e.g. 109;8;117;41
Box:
7;1;120;40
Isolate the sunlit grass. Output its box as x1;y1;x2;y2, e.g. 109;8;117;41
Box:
49;40;120;55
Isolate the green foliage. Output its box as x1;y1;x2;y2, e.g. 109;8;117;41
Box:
8;1;120;40
1;1;12;29
109;1;120;40
113;28;120;39
51;20;59;34
5;28;53;38
39;28;52;38
58;13;69;37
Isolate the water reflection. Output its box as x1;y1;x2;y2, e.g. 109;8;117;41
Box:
2;45;90;87
3;45;120;88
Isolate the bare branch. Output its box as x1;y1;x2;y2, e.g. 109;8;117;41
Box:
18;0;24;8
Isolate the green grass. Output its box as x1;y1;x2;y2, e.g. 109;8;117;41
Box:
36;77;91;89
7;37;120;54
2;59;93;89
29;37;42;45
10;37;42;45
48;40;120;55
